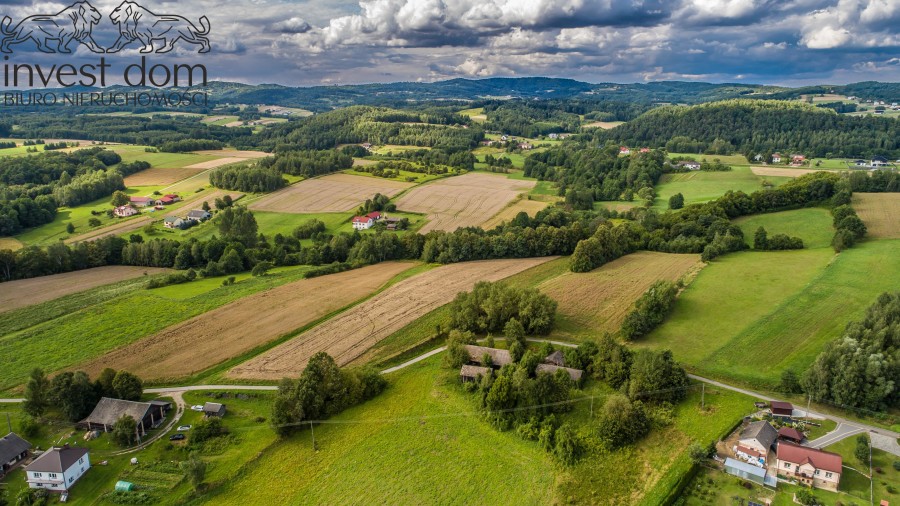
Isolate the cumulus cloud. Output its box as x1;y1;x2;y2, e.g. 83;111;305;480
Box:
272;17;312;34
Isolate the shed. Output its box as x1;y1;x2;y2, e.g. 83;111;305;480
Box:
535;363;584;383
770;401;793;418
738;420;778;455
778;427;804;444
463;345;512;368
459;364;491;382
80;398;169;436
203;402;226;418
544;350;566;367
0;432;31;477
724;457;766;485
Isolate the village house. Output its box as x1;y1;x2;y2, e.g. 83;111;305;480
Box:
639;147;650;153
113;206;138;218
871;155;889;167
619;146;631;155
352;216;374;230
186;210;212;222
734;420;777;467
155;196;176;206
771;153;783;164
129;196;154;208
164;217;186;229
544;350;566;367
548;133;559;139
518;143;533;150
791;154;806;165
24;445;90;493
361;143;373;151
367;211;383;222
777;427;804;444
80;398;171;437
384;217;402;231
203;402;227;418
678;161;701;171
0;432;31;478
776;442;842;491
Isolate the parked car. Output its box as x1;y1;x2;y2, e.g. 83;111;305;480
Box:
169;433;185;441
191;405;204;411
177;425;192;431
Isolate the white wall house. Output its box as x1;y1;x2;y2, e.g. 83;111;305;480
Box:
352;216;374;230
25;446;90;493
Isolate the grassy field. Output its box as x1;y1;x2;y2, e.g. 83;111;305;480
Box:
642;238;900;389
734;207;834;249
667;153;751;166
345;166;448;184
111;145;219;168
652;166;767;210
0;265;321;393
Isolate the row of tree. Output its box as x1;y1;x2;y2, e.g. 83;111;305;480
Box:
24;367;143;422
209;164;287;193
449;282;558;335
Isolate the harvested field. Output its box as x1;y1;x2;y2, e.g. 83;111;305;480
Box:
0;266;169;314
193;150;271;159
251;173;415;214
80;262;417;381
66;190;242;244
353;158;377;167
583;121;624;129
0;237;23;251
229;257;556;380
123;167;206;186
853;193;900;239
396;173;536;233
750;166;826;178
539;252;702;336
481;198;549;229
185;157;246;170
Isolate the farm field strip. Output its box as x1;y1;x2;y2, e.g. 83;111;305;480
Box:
0;266;170;315
123;167;207;186
481;198;549;230
750;166;832;178
78;262;418;381
395;173;536;233
229;257;556;380
853;193;900;239
540;252;702;337
184;157;248;170
250;173;415;213
193;150;272;159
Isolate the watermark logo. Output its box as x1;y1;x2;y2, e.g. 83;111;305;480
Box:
1;1;105;54
107;1;210;54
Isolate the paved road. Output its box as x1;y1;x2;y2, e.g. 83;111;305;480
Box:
807;423;867;448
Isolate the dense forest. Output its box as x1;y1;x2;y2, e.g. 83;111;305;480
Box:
599;100;900;158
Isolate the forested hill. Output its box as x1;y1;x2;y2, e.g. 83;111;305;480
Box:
596;100;900;159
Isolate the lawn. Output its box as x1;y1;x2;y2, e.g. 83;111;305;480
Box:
641;239;900;389
111;145;219;168
668;153;751;166
652;166;767;210
734;207;835;249
344;166;447;184
0;265;316;393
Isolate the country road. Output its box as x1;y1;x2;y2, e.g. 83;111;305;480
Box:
3;340;898;456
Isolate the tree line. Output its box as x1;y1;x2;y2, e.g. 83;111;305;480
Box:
209;164;287;193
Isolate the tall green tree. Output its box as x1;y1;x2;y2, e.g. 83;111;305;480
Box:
112;371;143;401
23;368;50;418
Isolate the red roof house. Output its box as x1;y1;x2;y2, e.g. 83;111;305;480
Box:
776;442;842;491
366;212;383;221
770;401;793;417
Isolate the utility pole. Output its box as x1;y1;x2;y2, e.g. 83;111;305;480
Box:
310;421;317;451
701;383;705;410
806;395;811;418
6;412;11;433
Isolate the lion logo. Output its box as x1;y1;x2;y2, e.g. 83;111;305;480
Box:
107;1;211;54
0;1;104;54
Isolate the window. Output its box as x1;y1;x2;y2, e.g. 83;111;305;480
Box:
825;472;832;478
69;476;74;483
783;462;791;469
49;473;57;478
78;457;84;464
33;472;42;478
36;483;43;487
814;470;820;475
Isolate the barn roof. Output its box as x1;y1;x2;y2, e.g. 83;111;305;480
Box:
0;433;30;464
80;398;152;428
778;427;804;442
544;350;566;366
535;363;583;382
770;401;793;414
739;420;777;450
459;365;491;378
463;345;512;367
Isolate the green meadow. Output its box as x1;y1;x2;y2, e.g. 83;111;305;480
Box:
652;165;769;210
734;207;834;249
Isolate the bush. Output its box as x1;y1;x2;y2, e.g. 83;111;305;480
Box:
450;282;557;335
190;417;227;446
621;280;678;340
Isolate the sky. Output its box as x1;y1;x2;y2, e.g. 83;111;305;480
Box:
2;0;899;87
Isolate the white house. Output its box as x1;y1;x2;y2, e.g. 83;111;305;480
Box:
352;216;374;230
24;445;90;493
186;210;212;222
164;217;186;229
113;206;138;218
771;153;783;164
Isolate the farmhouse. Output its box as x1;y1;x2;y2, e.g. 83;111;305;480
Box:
24;445;90;493
113;206;138;218
776;442;842;491
619;147;631;155
791;154;806;165
871;155;889;167
678;161;701;171
0;432;31;478
155;196;176;206
186;209;212;222
367;211;383;221
518;143;533;150
79;398;171;436
735;420;777;464
777;427;804;444
361;143;373;151
164;217;186;229
163;194;181;202
770;401;793;419
772;153;783;164
463;345;512;368
460;364;491;382
352;216;374;230
639;148;650;153
203;402;226;418
724;457;767;486
129;197;154;208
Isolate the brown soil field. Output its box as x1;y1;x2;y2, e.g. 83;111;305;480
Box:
481;198;549;230
193;150;271;159
396;173;536;233
539;251;702;336
583;121;624;129
123;167;206;186
250;173;415;213
184;157;246;170
65;190;243;244
80;262;418;381
750;166;827;178
229;257;556;380
0;266;170;314
853;193;900;239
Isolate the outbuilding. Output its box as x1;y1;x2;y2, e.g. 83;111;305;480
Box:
203;402;226;418
0;432;31;478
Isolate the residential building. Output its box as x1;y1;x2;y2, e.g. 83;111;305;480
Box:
544;350;566;367
871;155;889;167
203;402;226;418
186;210;212;222
736;420;777;464
772;153;783;164
113;206;138;217
163;194;181;202
352;216;374;230
367;212;383;222
24;445;90;493
155;196;176;206
535;363;584;382
129;197;154;208
164;217;185;229
80;398;171;436
619;146;631;155
677;161;701;171
776;442;842;491
0;433;31;478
